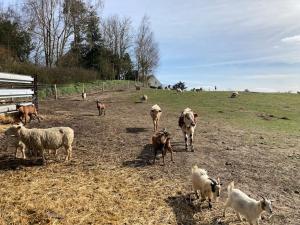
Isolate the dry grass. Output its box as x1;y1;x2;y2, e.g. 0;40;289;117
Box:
0;163;187;225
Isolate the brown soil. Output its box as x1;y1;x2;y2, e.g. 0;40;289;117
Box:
0;90;299;225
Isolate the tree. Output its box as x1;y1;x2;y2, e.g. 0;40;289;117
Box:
173;81;187;90
134;15;159;85
102;15;132;79
25;0;73;67
0;10;32;62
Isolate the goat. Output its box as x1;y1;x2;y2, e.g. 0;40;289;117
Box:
5;124;74;163
223;181;273;225
82;92;87;100
191;165;222;209
152;129;174;165
140;95;148;102
150;104;162;132
96;100;106;116
17;104;41;125
178;108;198;151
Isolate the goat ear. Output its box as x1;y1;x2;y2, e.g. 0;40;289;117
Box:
217;177;221;184
194;113;198;118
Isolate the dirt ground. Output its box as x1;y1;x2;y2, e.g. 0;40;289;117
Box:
0;89;299;225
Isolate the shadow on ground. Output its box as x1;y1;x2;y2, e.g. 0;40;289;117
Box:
126;127;149;133
165;193;198;225
122;144;153;167
0;155;43;170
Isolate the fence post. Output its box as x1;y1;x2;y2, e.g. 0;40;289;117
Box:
54;84;58;100
102;82;104;92
33;74;39;111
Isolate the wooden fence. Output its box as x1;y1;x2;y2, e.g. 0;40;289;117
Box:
0;72;38;114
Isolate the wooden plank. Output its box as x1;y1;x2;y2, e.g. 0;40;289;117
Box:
0;104;16;113
0;72;33;84
0;89;34;98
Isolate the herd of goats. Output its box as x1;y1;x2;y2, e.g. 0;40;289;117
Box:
0;92;274;225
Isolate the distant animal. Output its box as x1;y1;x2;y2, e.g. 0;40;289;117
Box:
176;88;183;93
231;91;239;98
150;104;162;132
178;108;198;151
223;182;273;225
82;92;87;100
135;85;141;90
5;124;74;163
191;165;222;209
140;95;148;102
96;100;106;116
17;104;41;125
152;129;174;165
196;88;203;92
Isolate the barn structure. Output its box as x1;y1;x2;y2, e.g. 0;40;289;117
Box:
0;72;38;114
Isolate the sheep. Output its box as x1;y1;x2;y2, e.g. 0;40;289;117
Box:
96;100;106;116
0;133;26;159
178;108;198;151
5;124;74;163
150;104;162;132
152;129;174;165
140;95;148;102
223;182;273;225
17;104;41;125
191;165;222;209
231;91;239;98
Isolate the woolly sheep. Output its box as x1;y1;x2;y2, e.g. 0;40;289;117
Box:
223;182;273;225
150;104;162;132
231;91;239;98
191;165;222;209
5;124;74;163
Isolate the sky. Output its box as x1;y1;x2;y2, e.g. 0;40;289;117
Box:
2;0;300;92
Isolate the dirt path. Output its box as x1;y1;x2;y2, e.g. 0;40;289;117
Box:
1;89;299;225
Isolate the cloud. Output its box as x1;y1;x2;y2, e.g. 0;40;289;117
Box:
281;35;300;44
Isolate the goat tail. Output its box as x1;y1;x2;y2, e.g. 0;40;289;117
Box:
227;181;234;194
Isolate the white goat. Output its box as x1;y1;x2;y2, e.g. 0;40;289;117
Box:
191;165;222;209
223;182;273;225
150;104;162;132
5;124;74;163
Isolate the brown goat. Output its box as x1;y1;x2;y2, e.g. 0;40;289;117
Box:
152;129;174;165
96;100;106;116
17;104;40;125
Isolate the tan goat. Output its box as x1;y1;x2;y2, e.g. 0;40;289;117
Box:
150;104;162;132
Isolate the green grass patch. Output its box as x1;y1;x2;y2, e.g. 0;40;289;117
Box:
135;90;300;134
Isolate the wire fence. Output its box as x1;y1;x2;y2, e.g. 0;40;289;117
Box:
38;80;141;100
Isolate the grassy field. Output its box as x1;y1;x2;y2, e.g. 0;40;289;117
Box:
136;90;300;134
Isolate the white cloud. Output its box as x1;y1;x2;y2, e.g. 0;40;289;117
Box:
281;35;300;44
